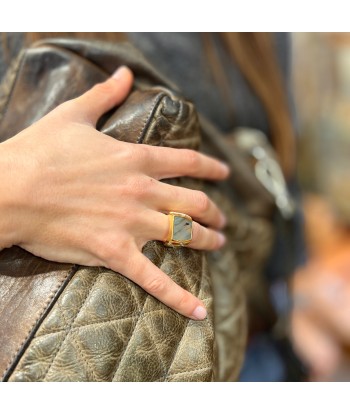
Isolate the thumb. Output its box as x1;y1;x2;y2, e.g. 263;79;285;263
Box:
73;66;134;126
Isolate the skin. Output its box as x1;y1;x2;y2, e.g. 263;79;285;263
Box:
291;195;350;380
0;66;230;321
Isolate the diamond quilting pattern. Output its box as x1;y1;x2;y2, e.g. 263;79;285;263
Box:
9;241;214;382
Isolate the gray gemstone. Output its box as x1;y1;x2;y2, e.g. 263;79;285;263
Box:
173;216;192;241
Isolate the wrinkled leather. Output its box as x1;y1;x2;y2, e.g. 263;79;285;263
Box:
205;185;274;381
0;39;274;382
8;242;213;382
0;247;77;380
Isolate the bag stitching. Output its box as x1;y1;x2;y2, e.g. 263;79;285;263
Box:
142;312;169;379
136;92;165;144
49;284;99;381
35;314;139;338
110;294;150;381
2;264;77;381
42;272;102;381
164;250;210;380
70;333;98;381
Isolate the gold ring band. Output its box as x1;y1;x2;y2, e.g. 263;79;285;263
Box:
164;211;193;247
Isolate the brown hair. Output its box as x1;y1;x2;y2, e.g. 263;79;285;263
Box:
2;32;295;177
204;33;295;177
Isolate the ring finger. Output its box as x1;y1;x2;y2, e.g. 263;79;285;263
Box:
138;210;226;251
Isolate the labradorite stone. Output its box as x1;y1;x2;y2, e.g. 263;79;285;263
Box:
173;216;192;241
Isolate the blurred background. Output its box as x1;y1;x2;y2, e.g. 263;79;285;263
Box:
1;32;350;383
290;33;350;381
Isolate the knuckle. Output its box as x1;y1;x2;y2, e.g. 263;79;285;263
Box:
116;175;140;196
169;185;180;201
192;222;202;242
135;237;148;251
121;175;155;200
138;144;151;160
183;149;200;171
96;235;134;265
91;81;113;96
175;289;193;312
194;190;210;213
117;180;136;199
135;176;157;200
143;275;167;296
54;100;76;117
118;144;149;168
95;242;116;265
117;235;136;253
115;145;136;165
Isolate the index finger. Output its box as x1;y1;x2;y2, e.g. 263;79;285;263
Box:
114;249;207;320
139;146;230;181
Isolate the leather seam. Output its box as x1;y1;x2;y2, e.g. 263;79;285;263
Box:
70;333;98;381
164;322;189;379
2;263;78;381
141;312;168;378
164;251;211;380
35;316;140;339
33;283;75;382
42;272;102;381
136;93;166;144
44;277;99;381
22;297;212;340
121;262;166;377
110;293;150;381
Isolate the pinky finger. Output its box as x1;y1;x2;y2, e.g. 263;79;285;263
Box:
113;250;207;320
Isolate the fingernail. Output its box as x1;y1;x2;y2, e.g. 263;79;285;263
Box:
220;161;230;175
219;213;227;228
112;66;129;80
218;232;226;247
191;305;207;320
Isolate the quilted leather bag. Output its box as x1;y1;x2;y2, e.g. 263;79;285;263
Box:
0;38;279;381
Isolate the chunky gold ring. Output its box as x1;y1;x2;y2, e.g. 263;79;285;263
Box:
164;211;193;247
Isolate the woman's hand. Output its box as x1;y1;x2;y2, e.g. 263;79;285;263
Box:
0;66;229;320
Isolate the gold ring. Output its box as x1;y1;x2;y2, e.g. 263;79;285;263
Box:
164;211;193;247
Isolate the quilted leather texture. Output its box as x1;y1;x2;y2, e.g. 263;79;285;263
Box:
0;38;275;382
0;39;221;382
205;184;274;381
8;242;213;382
0;246;76;380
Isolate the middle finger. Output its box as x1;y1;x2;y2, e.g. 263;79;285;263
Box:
142;179;226;230
138;145;230;181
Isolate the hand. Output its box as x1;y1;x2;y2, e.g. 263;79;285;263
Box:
0;66;229;320
291;195;350;380
291;260;350;380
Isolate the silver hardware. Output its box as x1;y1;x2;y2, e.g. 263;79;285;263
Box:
235;129;296;219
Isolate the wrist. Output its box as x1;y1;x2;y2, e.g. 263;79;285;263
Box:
0;141;24;249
